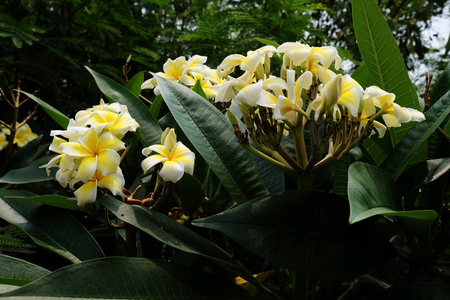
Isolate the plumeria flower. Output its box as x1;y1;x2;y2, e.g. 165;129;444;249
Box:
180;72;218;99
364;86;425;128
72;168;125;206
46;136;76;175
278;42;342;73
59;130;125;182
0;127;9;150
141;128;195;183
5;123;38;147
218;45;277;73
311;74;363;120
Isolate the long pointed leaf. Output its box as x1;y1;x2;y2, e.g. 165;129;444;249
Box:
97;195;231;262
380;91;450;179
0;191;104;263
85;66;162;146
97;195;268;294
0;257;249;299
0;165;56;184
19;91;69;129
352;0;420;145
155;75;269;204
0;254;50;287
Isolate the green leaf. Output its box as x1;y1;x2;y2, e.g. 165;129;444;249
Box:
19;91;69;129
351;64;371;89
155;75;269;204
333;152;350;197
368;283;450;300
192;80;208;100
7;136;47;170
14;195;87;212
97;195;231;262
174;174;205;213
0;165;56;184
125;70;145;98
0;254;50;287
254;37;280;48
85;66;162;146
352;0;420;145
0;190;104;263
348;162;437;230
0;257;249;299
149;94;164;118
380;91;450;179
193;190;394;277
396;158;450;196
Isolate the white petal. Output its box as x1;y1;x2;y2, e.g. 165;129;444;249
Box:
159;160;185;183
141;155;167;173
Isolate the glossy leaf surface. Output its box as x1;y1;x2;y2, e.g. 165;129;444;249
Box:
0;190;104;263
0;257;249;299
0;254;50;287
348;162;437;230
193;190;394;277
155;75;269;204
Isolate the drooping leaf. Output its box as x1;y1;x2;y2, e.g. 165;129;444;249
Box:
19;91;69;129
193;190;394;277
155;75;269;204
0;254;50;287
396;158;450;196
125;70;145;97
14;195;86;212
97;195;267;294
0;165;56;184
380;91;450;179
368;283;450;300
0;257;249;300
0;190;104;263
97;195;231;262
348;162;437;231
85;66;162;146
352;0;420;145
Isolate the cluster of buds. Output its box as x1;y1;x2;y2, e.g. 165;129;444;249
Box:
142;41;425;174
0;123;38;150
46;100;139;206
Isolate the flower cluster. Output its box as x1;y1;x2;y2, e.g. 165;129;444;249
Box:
142;42;425;173
141;55;227;99
141;128;195;183
0;123;38;150
46;100;139;206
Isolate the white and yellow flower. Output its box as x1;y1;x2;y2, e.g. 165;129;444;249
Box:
141;128;195;183
0;127;9;150
311;74;363;120
72;168;125;206
60;130;124;182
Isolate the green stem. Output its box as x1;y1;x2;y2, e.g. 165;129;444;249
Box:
275;144;304;173
244;144;295;172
